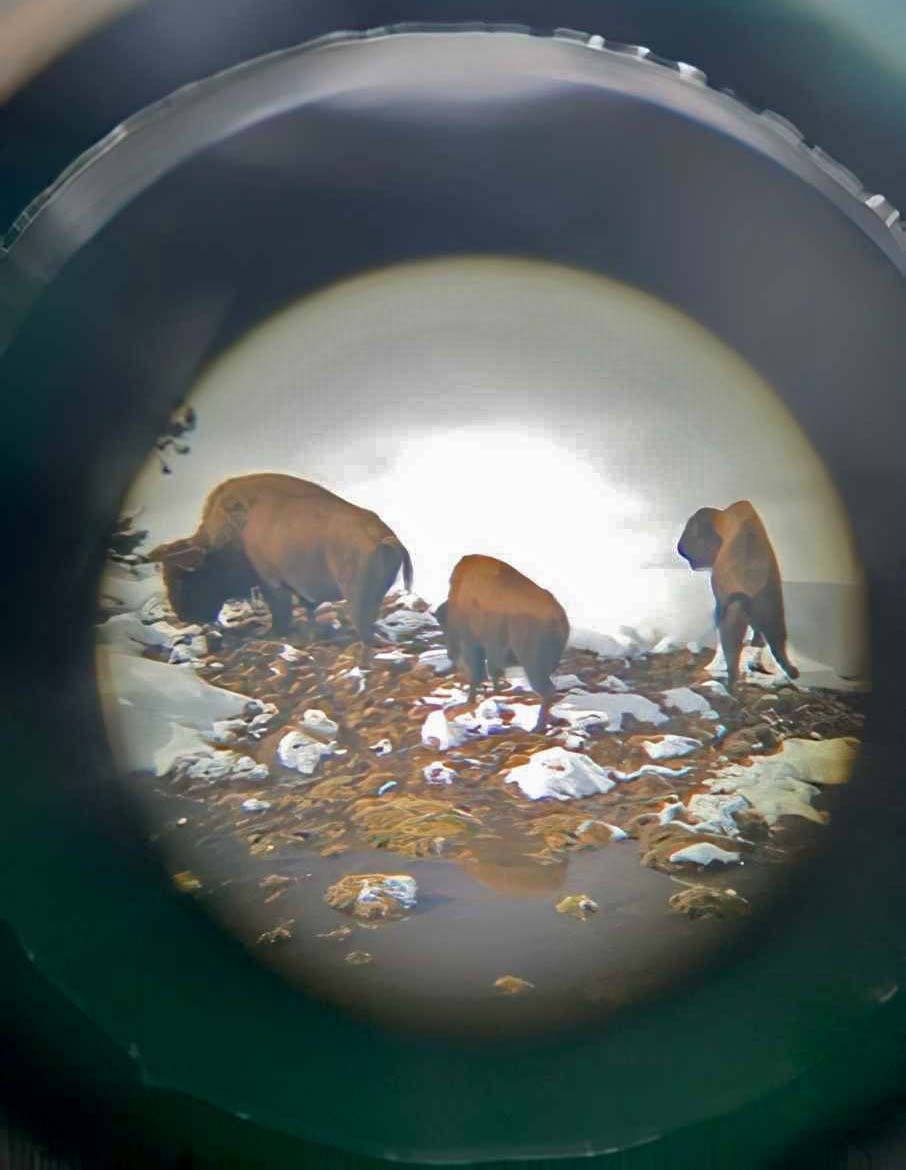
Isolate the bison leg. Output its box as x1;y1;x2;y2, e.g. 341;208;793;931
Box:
718;599;749;693
484;647;506;695
462;642;487;704
258;581;295;635
760;621;799;681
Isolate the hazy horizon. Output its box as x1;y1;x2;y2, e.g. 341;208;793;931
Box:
122;256;864;654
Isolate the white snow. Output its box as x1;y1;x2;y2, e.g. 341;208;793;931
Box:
171;751;269;784
658;800;686;825
216;594;270;629
703;641;856;691
420;684;470;709
552;674;584;692
302;709;340;738
651;634;686;654
97;646;253;776
553;691;668;732
421;708;470;750
685;791;750;838
241;798;272;812
660;686;719;720
669;842;741;866
641;735;701;760
505;747;617;801
356;875;417;912
569;628;648;658
376;608;439;642
343;666;368;694
277;730;335;776
576;818;629;842
706;736;859;825
423;761;457;785
374;648;411;663
599;675;630;693
97;561;164;618
96;611;204;658
371;738;393;756
418;648;453;674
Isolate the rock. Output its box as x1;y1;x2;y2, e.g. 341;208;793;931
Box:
325;873;418;920
555;893;599;921
720;728;764;759
639;822;743;872
172;751;269;784
257;920;294;945
669;885;750;920
345;950;373;965
171;870;202;893
350;795;480;858
241;798;272;813
317;925;353;941
494;975;534;995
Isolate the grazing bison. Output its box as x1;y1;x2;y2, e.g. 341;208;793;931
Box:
435;554;570;733
148;474;413;647
677;499;799;691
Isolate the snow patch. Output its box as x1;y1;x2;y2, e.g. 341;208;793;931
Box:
277;730;335;776
506;747;617;801
661;686;719;720
418;648;453;674
669;842;741;866
641;735;701;760
685;791;750;838
553;691;668;732
97;647;252;777
423;761;457;785
376;608;439;642
357;875;417;912
706;737;859;825
302;709;340;738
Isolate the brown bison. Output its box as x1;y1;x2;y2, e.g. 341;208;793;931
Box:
434;554;570;733
148;474;413;647
677;499;799;691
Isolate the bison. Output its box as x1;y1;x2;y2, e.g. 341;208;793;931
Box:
434;554;570;733
677;499;799;691
148;473;413;649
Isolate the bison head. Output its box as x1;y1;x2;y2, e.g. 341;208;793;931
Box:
147;537;259;624
677;507;723;571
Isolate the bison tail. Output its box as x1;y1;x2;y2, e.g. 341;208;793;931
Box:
400;543;414;592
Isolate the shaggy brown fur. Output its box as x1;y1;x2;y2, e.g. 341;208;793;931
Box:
677;500;798;691
149;474;413;647
435;554;570;733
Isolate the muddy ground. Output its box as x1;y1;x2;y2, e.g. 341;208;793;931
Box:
114;584;864;1035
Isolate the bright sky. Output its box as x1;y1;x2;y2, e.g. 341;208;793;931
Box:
123;256;861;641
